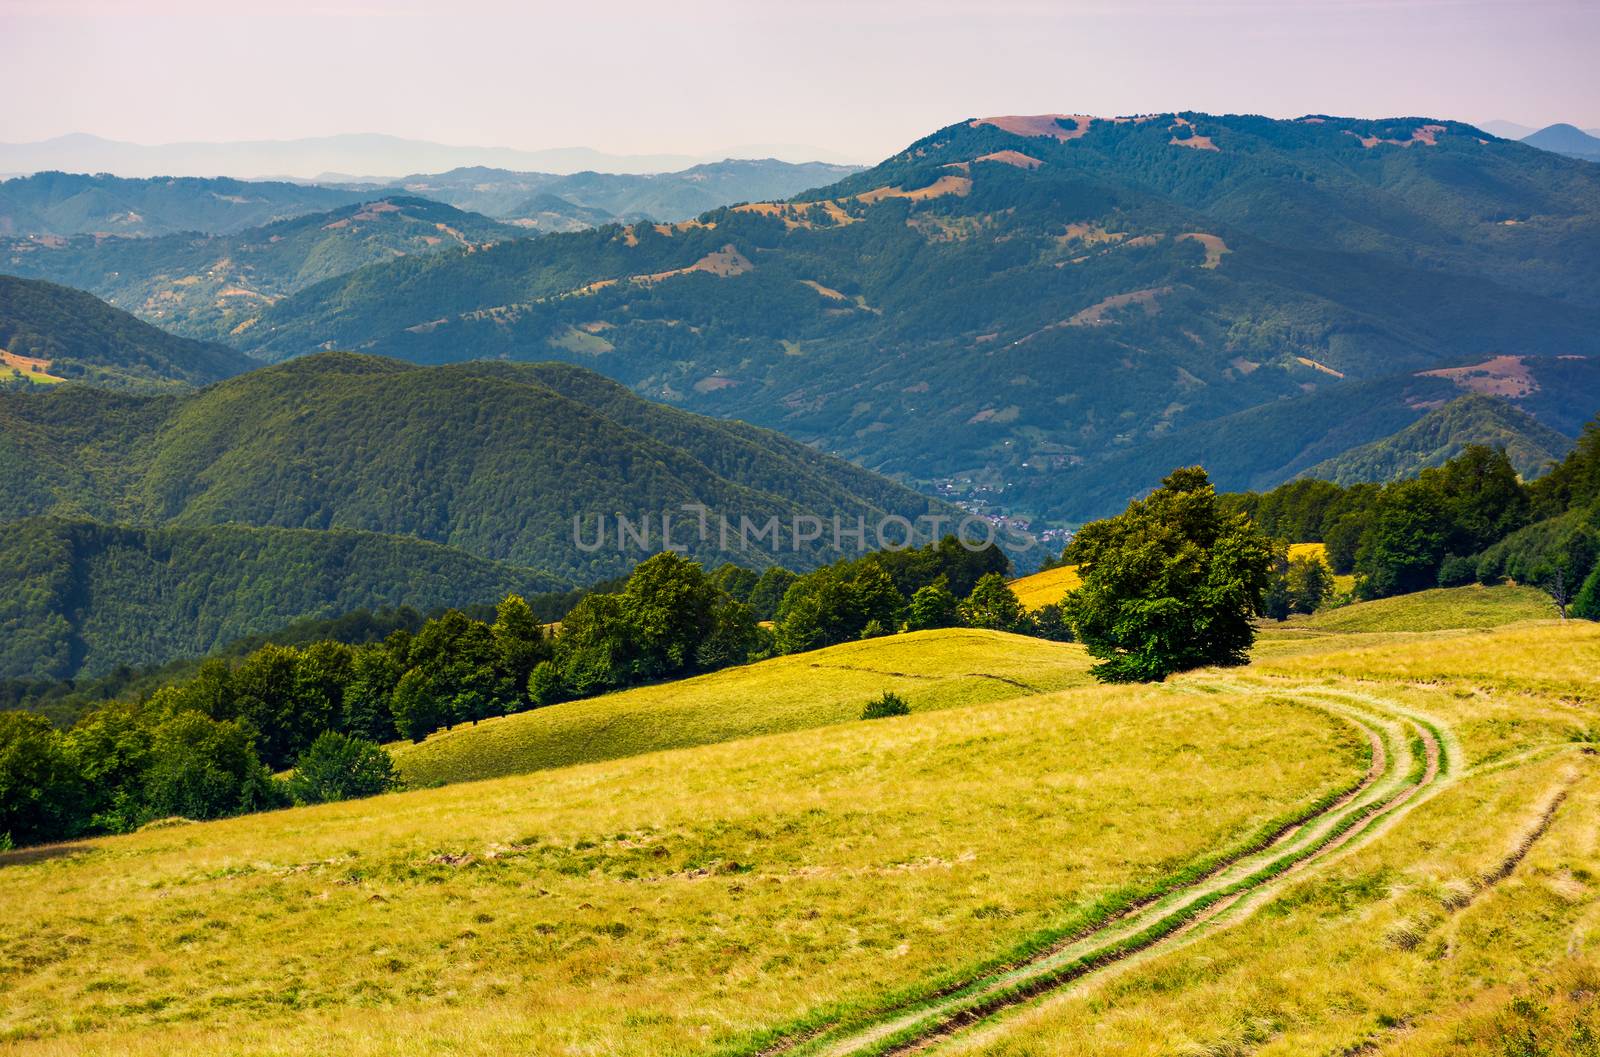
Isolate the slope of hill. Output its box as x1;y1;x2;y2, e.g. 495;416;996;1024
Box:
6;614;1598;1057
378;158;863;227
1522;123;1600;162
0;275;253;387
3;196;523;340
1008;563;1082;610
220;113;1600;521
0;171;368;237
0;517;566;681
0;351;956;581
1298;394;1574;483
395;628;1093;787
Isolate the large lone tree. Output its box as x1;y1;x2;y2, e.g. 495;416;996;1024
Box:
1064;466;1275;682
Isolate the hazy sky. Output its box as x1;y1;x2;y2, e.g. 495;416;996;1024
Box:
3;0;1596;161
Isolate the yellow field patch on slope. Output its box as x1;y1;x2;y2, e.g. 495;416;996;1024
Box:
1177;231;1230;268
1;349;65;384
1067;286;1172;326
392;629;1092;788
971;114;1093;140
855;173;973;204
973;149;1043;169
1008;564;1082;610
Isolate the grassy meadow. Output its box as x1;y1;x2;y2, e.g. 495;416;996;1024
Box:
1006;565;1080;610
392;630;1095;787
3;587;1598;1056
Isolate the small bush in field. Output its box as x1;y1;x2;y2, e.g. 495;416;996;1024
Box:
861;691;910;720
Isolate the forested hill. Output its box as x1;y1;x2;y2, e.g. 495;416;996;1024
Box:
221;112;1600;521
1299;394;1574;483
0;171;368;237
3;196;523;341
0;518;567;681
0;351;956;581
0;275;253;388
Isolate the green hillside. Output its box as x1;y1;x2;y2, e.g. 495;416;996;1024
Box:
214;113;1600;520
2;196;521;341
0;351;955;581
0;171;367;237
393;628;1093;788
1294;583;1554;633
0;275;253;387
1300;394;1574;483
0;517;565;680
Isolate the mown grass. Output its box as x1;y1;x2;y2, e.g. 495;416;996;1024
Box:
392;629;1094;788
1007;565;1080;610
0;674;1358;1056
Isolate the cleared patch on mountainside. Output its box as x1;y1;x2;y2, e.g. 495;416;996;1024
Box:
800;279;849;301
1170;115;1220;151
573;245;753;296
856;174;973;203
974;150;1044;170
1;349;63;383
1348;123;1448;148
1058;222;1128;246
1178;232;1230;268
1419;355;1539;398
1067;286;1172;326
972;114;1094;140
1297;356;1347;378
731;200;856;229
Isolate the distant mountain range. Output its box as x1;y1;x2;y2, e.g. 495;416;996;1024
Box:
1481;120;1600;141
0;171;369;237
368;159;864;227
0;132;865;181
0;160;862;242
1521;124;1600;162
4;197;523;339
0;275;252;388
188;111;1600;522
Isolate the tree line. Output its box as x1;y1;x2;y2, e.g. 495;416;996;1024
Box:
1;536;1051;848
1220;417;1600;616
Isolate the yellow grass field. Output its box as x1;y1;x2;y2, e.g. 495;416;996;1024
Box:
1007;564;1081;610
5;595;1599;1056
391;630;1095;788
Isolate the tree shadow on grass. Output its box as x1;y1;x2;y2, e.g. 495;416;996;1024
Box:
0;841;99;868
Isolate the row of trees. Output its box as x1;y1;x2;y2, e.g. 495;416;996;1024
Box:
1;537;1045;847
0;705;398;849
1222;423;1600;612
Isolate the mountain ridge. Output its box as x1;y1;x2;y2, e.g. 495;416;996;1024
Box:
209;110;1600;521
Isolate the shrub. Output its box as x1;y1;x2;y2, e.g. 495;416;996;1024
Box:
1437;554;1478;588
289;731;399;805
861;691;910;720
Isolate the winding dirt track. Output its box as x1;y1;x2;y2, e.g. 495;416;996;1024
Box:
752;679;1458;1057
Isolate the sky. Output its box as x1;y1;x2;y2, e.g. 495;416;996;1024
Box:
3;0;1596;163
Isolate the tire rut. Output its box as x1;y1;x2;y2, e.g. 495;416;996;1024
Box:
747;682;1451;1057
